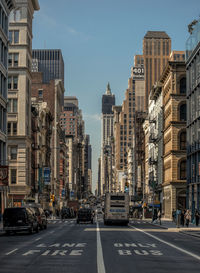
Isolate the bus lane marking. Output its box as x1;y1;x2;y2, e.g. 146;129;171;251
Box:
114;242;163;256
129;224;200;261
5;248;18;256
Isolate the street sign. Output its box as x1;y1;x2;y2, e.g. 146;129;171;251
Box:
62;189;65;197
70;191;74;197
44;167;51;185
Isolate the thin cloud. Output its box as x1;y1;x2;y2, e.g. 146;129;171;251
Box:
39;11;90;40
83;113;101;121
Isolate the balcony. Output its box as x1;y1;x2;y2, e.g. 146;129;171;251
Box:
148;157;157;165
149;133;158;143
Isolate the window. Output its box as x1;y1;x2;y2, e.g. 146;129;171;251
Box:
8;76;18;90
9;30;19;44
8;53;19;67
10;169;17;184
7;122;11;135
180;78;186;94
7;99;18;113
180;160;186;180
180;104;186;121
38;89;43;98
179;131;186;150
10;147;17;160
7;122;17;135
9;9;21;22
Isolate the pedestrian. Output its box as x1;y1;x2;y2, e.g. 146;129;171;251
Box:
172;209;176;222
180;210;185;227
185;209;191;227
158;210;161;225
195;210;200;226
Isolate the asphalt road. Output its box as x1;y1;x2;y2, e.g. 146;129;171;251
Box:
0;216;200;273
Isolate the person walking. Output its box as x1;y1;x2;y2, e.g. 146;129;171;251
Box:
195;210;200;226
180;210;185;226
185;209;191;227
172;209;176;222
158;210;161;225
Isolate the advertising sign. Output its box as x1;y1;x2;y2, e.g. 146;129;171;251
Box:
0;166;8;186
44;167;51;185
132;66;145;79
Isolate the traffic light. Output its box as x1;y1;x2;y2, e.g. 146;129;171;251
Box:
50;194;54;202
125;182;129;187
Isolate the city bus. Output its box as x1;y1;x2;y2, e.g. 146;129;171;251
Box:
104;192;129;225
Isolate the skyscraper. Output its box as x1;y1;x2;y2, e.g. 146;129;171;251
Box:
32;49;64;85
143;31;171;110
101;83;115;194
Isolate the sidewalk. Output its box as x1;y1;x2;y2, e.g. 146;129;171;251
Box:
147;218;200;238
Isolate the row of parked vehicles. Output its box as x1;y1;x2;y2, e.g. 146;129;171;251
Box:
3;204;47;235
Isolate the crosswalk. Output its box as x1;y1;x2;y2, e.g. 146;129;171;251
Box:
47;219;95;226
47;219;150;226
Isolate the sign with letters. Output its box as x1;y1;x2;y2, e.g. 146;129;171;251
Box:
132;66;145;79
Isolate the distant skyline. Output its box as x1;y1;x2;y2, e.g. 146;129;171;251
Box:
32;0;199;192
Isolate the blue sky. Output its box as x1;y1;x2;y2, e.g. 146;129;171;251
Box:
32;0;199;192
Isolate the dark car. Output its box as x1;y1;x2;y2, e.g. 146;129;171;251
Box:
77;208;93;224
3;207;39;235
61;208;71;219
25;204;47;230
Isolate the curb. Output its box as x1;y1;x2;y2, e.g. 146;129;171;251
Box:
146;222;168;230
179;231;200;239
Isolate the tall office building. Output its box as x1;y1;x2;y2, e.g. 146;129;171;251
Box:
143;31;171;110
101;83;115;194
0;0;15;215
7;0;39;206
32;49;64;85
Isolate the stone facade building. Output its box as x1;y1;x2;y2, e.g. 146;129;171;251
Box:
31;72;64;207
148;82;163;207
186;19;200;216
31;100;53;208
7;0;39;206
0;0;15;214
162;59;187;218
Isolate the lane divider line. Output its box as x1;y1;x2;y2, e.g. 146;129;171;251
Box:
97;221;106;273
129;224;200;261
5;248;18;256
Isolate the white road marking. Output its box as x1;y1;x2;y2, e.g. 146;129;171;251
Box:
129;224;200;261
35;237;41;241
5;248;18;255
97;221;106;273
49;231;55;234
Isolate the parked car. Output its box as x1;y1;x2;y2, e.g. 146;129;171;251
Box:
25;204;47;230
3;207;39;235
77;208;93;224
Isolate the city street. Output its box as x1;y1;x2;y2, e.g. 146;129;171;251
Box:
0;216;200;273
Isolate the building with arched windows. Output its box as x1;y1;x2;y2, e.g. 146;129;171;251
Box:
162;53;186;218
186;18;200;218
